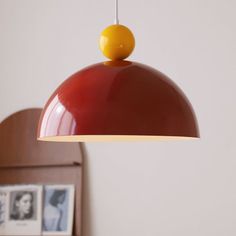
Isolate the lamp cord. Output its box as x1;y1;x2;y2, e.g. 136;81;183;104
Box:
114;0;119;24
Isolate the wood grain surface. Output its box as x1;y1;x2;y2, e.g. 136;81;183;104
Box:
0;108;83;236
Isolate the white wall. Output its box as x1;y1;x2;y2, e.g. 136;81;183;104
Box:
0;0;236;235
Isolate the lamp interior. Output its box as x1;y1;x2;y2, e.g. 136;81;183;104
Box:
38;135;199;142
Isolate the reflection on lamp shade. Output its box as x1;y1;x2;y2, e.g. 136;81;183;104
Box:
38;61;199;142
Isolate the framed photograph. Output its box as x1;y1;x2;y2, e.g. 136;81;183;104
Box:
4;185;43;236
43;185;75;236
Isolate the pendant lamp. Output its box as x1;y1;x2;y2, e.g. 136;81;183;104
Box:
38;0;199;142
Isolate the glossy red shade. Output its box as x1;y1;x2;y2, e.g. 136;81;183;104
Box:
38;61;199;141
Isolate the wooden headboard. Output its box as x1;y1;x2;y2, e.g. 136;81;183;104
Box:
0;108;83;236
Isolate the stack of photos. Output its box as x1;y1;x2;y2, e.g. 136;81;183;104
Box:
0;184;75;236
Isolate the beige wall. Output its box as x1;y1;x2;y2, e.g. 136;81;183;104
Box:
0;0;236;235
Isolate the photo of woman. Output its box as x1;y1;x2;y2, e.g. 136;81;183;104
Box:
10;191;36;221
43;190;66;231
0;185;42;235
43;185;75;236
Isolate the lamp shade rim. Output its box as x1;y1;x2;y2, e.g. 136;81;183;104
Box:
38;135;200;142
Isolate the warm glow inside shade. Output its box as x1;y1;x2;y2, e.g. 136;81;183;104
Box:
38;135;198;142
38;61;199;142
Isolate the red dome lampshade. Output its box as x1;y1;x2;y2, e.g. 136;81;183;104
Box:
38;60;199;142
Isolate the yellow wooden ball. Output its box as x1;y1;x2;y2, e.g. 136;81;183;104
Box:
99;24;135;61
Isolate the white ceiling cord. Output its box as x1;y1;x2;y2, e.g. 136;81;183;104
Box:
114;0;119;24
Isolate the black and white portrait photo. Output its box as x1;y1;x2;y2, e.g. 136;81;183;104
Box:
9;190;37;221
43;185;75;235
4;185;42;236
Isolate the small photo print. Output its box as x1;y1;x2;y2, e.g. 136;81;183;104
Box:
43;185;75;236
0;191;7;227
5;185;42;236
9;190;37;221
